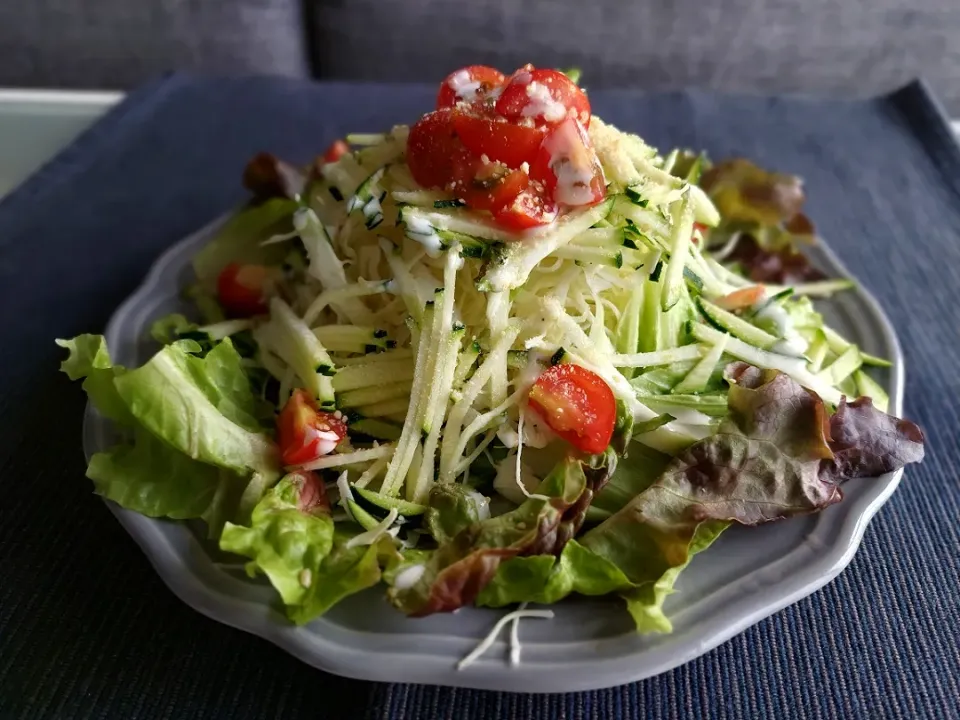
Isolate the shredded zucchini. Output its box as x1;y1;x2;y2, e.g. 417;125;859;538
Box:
223;113;873;528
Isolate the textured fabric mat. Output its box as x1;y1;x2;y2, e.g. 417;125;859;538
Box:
0;74;957;720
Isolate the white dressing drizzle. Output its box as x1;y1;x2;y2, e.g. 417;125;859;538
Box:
522;82;567;123
540;120;600;205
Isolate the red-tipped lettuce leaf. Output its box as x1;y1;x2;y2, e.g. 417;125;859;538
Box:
824;396;925;480
574;363;923;632
242;152;307;201
388;453;616;616
726;234;827;284
701;159;808;228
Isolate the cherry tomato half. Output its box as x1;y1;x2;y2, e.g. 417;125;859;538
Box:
277;389;348;467
287;469;331;514
217;263;277;317
458;164;528;212
492;182;558;230
436;65;505;109
323;139;349;164
406;109;470;189
530;117;605;207
496;67;591;127
527;364;615;455
452;108;546;170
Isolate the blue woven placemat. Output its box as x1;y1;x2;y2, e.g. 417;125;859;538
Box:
0;74;956;720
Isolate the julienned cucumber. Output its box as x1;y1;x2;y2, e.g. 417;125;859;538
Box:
397;205;499;258
346;498;382;531
693;323;843;405
696;297;779;350
346;167;387;229
353;486;427;516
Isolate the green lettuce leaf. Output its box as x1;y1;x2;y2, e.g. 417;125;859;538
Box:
586;442;671;524
701;158;807;230
221;472;334;606
221;472;385;624
87;426;223;519
621;520;728;632
478;522;725;635
477;539;631;607
149;313;197;345
191;198;298;289
55;335;133;424
424;484;482;544
112;339;278;475
289;533;385;624
59;334;280;530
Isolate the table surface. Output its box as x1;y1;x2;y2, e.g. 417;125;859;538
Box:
1;87;958;200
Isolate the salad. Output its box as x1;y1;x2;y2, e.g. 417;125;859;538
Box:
59;65;925;648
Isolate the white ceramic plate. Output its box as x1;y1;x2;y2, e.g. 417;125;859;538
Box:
83;214;905;693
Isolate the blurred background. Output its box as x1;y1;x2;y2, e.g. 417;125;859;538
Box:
1;0;959;111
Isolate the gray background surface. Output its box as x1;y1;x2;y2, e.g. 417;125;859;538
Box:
3;1;960;111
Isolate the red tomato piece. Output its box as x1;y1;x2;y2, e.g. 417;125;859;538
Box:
277;389;348;467
323;139;349;164
216;263;277;317
436;65;505;109
527;364;616;454
530;117;606;207
407;108;477;189
450;159;556;228
458;165;528;212
288;469;331;514
493;182;558;230
452;109;546;170
496;67;591;127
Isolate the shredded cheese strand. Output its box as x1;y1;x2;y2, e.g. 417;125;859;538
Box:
299;444;394;471
457;608;554;671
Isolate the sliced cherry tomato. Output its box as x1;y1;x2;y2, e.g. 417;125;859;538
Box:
288;469;331;514
457;164;525;211
217;263;277;317
436;65;505;109
452;108;546;170
496;67;591;127
527;364;616;454
530;117;605;207
323;139;349;164
407;108;471;188
692;222;709;246
449;159;555;228
493;182;558;230
277;389;348;467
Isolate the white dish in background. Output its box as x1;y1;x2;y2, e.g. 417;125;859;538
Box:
0;89;121;197
83;213;905;693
